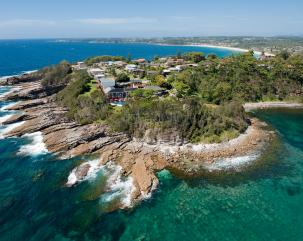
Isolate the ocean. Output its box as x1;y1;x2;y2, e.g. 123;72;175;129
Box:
0;40;303;241
0;40;238;77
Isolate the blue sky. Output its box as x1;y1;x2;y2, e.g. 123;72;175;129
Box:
0;0;302;39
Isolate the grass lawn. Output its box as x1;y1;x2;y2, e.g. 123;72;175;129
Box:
81;79;99;97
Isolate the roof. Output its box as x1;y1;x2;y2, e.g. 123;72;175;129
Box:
104;87;115;94
89;68;103;72
126;64;137;68
108;88;125;93
134;58;147;63
99;78;116;89
144;86;163;91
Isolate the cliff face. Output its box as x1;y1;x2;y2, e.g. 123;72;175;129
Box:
1;78;273;210
2;72;42;85
1;73;67;101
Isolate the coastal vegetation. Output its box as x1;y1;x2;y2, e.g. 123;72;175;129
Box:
42;51;303;143
55;70;110;124
40;61;72;88
84;56;126;66
182;52;206;63
169;52;303;103
109;98;248;143
116;72;130;83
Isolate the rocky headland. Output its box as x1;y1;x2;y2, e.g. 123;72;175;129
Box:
0;73;276;209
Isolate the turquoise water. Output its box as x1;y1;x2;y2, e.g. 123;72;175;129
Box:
1;86;303;241
0;42;303;240
0;40;238;77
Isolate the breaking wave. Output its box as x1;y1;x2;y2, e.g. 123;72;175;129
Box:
18;132;48;156
100;163;136;208
204;153;261;171
66;160;136;208
66;159;104;186
0;121;25;139
0;114;13;125
0;102;17;111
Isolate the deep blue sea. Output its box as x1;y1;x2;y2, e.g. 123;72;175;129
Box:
1;40;303;241
0;40;237;77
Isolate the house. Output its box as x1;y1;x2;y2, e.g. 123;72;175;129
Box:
89;68;104;76
147;70;158;75
162;66;182;76
95;74;106;81
114;61;127;67
107;87;136;102
144;85;167;96
108;88;127;101
116;79;144;89
99;78;116;90
73;61;87;70
162;69;171;76
134;58;147;64
125;64;137;72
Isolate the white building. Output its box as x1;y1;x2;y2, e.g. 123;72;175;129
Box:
89;68;105;76
125;64;137;72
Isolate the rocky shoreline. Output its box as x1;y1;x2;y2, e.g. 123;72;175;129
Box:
244;102;303;111
0;73;275;209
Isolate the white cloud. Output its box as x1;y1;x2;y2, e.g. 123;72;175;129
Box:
0;19;56;27
77;17;157;25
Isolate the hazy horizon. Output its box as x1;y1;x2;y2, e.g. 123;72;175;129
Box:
1;35;303;41
1;0;303;39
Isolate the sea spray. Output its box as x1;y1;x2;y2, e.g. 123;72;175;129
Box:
0;102;17;111
18;132;48;156
100;162;137;207
66;159;104;186
66;160;136;208
0;87;21;99
0;114;13;125
204;153;261;171
0;121;25;139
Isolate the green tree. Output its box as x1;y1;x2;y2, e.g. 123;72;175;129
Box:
116;73;130;83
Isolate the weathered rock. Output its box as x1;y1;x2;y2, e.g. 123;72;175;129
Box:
130;159;157;196
7;98;48;110
4;73;41;85
43;124;108;154
1;78;276;211
2;114;32;125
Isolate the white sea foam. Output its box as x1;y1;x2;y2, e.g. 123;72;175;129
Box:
0;70;37;80
102;163;136;207
66;159;104;186
0;87;21;99
204;153;260;171
18;132;48;156
0;121;25;139
66;160;136;208
0;114;13;125
21;70;37;75
0;102;17;111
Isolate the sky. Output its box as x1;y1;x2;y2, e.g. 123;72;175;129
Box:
0;0;303;39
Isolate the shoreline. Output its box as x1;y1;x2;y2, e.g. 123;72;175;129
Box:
0;69;294;211
156;43;275;57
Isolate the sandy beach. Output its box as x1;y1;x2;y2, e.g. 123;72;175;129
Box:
157;43;275;57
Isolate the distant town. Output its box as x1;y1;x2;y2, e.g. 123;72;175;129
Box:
72;51;274;106
56;36;303;56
